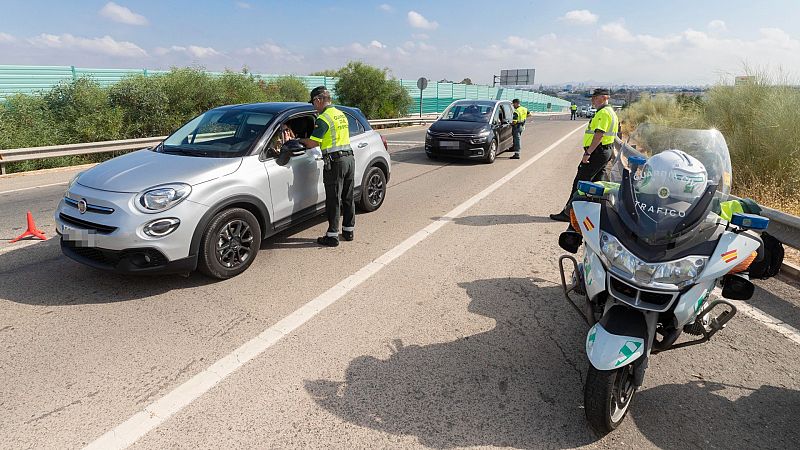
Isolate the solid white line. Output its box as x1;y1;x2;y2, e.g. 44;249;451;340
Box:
711;288;800;346
83;123;586;450
731;300;800;346
0;181;68;195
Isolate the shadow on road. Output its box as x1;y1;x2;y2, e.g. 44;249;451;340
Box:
0;239;215;305
634;380;800;449
443;214;556;226
305;277;598;448
747;283;800;333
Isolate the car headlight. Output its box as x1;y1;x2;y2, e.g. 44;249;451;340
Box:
137;183;192;213
470;130;492;144
599;231;706;288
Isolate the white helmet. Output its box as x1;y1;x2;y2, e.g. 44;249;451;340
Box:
636;149;708;202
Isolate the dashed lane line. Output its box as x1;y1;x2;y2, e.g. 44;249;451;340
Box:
83;124;586;450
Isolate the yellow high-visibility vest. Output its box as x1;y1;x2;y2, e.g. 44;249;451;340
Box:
513;106;528;125
311;106;351;154
583;105;618;147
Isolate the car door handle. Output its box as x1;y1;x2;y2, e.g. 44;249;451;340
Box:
357;142;368;148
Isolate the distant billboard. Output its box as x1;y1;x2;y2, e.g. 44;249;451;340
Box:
499;69;535;86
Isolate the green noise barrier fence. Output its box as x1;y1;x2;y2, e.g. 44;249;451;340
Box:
0;64;569;115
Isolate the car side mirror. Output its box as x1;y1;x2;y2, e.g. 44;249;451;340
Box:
280;139;306;157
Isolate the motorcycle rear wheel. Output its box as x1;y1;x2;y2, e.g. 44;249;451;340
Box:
584;364;636;435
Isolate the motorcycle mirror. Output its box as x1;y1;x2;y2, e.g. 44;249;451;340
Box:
559;231;583;254
721;274;755;300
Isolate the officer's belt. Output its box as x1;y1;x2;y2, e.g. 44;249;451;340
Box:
324;149;353;159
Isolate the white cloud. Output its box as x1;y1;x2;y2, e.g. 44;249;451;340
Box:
378;4;393;12
708;19;727;33
0;32;16;43
408;11;438;30
601;22;635;42
240;42;303;62
99;2;148;26
28;33;148;57
369;40;386;49
562;9;598;25
155;45;221;59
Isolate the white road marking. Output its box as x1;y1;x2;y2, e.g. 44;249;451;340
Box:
83;124;586;450
734;300;800;345
0;181;68;195
712;287;800;346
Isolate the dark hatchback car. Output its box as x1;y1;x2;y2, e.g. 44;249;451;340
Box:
425;100;515;163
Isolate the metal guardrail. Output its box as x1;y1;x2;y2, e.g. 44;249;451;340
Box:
0;113;571;174
730;195;800;251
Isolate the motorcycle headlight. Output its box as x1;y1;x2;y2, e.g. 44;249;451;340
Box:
137;183;192;213
599;231;707;288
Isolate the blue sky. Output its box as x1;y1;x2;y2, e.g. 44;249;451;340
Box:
1;1;799;85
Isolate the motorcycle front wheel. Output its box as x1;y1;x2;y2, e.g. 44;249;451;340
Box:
584;364;636;435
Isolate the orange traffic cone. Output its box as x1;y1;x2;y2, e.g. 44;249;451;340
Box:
9;211;47;243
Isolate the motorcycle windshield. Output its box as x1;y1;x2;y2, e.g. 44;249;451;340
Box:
608;124;732;245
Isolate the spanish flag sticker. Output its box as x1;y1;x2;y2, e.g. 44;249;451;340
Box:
583;217;595;232
721;249;738;263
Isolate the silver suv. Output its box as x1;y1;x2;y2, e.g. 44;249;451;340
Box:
55;102;391;279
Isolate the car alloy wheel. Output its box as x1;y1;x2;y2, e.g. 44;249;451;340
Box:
359;166;387;212
216;219;254;268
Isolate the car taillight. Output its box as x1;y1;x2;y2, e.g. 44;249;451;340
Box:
380;134;388;151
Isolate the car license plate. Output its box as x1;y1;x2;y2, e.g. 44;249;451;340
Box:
61;223;96;247
439;140;460;148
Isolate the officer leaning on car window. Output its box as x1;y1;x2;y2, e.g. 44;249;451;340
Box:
299;86;355;247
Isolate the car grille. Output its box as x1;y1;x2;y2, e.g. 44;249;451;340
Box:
608;272;678;312
63;241;169;268
428;131;474;139
59;213;118;234
64;197;115;214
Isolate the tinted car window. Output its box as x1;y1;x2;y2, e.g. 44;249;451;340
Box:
345;112;365;136
501;104;513;122
440;102;495;123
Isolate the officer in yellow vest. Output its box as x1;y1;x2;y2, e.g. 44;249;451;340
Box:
550;88;619;222
510;99;528;160
570;103;578;120
299;86;355;246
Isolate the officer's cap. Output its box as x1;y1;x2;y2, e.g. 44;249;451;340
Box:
309;86;329;103
511;98;520;104
591;88;610;96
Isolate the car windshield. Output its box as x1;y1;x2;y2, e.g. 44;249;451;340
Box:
608;124;733;245
160;109;274;157
439;102;494;123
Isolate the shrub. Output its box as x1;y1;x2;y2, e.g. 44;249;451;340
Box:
157;67;223;131
261;76;309;102
0;93;60;150
108;74;170;138
43;77;123;143
215;71;268;105
333;61;412;119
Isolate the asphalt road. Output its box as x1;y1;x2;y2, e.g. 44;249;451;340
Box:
1;118;799;449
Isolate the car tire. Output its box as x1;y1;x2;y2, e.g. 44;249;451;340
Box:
198;208;261;279
358;166;387;212
484;138;497;164
426;152;438;160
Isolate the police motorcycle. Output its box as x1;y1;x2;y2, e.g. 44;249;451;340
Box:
557;124;770;435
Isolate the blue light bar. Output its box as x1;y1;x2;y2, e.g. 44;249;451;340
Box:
628;155;647;166
578;181;605;196
731;213;770;231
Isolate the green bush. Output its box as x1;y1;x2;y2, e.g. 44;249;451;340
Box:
333;61;412;119
44;77;123;143
261;76;308;102
0;93;60;150
108;74;169;138
215;71;268;105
